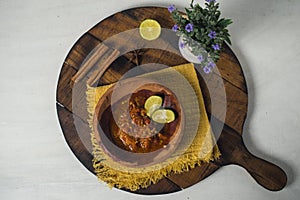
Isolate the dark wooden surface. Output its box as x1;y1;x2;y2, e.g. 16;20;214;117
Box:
56;7;287;194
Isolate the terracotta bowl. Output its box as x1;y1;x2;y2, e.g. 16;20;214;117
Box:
93;78;184;167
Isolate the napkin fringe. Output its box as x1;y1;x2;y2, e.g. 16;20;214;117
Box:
90;128;220;191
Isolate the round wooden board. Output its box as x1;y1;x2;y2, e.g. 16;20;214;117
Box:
56;7;287;194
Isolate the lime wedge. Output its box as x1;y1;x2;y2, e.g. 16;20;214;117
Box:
144;95;163;117
151;109;175;124
139;19;161;41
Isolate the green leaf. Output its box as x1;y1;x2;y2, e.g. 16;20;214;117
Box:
223;19;233;27
217;18;225;26
190;0;195;8
224;35;232;45
185;8;191;16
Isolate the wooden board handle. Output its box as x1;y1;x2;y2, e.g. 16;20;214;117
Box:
218;125;287;191
234;144;287;191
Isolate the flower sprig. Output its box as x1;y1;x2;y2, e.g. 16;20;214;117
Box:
168;0;232;72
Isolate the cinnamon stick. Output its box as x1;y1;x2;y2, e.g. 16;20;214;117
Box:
71;43;109;83
87;49;120;86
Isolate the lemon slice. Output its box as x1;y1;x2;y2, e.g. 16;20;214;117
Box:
151;109;175;124
144;95;163;116
147;104;161;117
139;19;161;41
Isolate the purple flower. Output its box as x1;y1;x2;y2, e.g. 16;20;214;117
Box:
212;44;220;51
172;24;179;32
205;0;216;3
168;5;176;13
185;23;194;33
208;30;217;39
207;61;216;68
179;41;185;49
203;66;211;74
197;55;204;62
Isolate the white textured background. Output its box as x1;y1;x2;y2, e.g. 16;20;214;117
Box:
1;0;299;199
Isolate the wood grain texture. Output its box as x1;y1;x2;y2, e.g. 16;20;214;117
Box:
56;7;287;194
56;104;94;173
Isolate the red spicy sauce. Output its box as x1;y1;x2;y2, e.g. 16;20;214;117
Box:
108;89;179;153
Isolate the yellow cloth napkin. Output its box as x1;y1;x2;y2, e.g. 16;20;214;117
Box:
87;63;220;191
